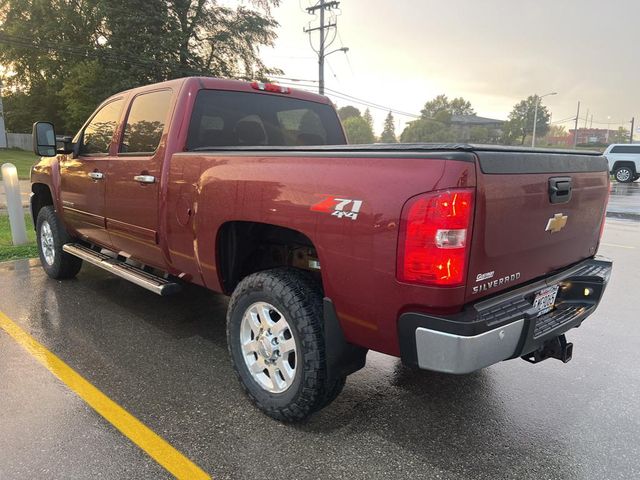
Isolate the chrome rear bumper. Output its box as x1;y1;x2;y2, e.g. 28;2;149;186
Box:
415;319;524;374
399;257;613;374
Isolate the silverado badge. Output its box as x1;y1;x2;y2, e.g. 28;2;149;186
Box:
545;213;568;233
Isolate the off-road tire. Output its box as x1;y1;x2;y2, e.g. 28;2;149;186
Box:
36;206;82;279
227;267;342;421
312;375;347;413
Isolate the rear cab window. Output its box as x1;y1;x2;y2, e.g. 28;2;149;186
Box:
120;89;173;154
186;90;346;149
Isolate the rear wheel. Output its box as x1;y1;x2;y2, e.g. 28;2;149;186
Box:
36;206;82;279
614;166;634;183
227;267;341;421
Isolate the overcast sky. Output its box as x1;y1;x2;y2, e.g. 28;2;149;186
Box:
258;0;640;135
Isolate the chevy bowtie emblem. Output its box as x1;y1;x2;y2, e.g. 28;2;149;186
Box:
545;213;568;233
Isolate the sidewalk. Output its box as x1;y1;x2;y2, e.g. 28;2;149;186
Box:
0;180;31;211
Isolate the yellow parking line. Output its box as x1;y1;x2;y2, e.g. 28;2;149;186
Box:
600;242;635;249
0;311;211;480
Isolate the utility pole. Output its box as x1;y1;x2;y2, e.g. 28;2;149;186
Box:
532;92;557;148
0;81;7;149
573;101;580;148
584;109;589;129
631;117;635;143
304;1;343;96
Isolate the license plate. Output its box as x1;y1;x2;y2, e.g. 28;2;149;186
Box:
532;285;559;317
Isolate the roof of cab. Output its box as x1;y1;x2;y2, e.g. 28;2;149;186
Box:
118;76;332;106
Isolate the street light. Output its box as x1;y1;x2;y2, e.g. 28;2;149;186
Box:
325;47;349;57
532;91;557;147
318;47;349;95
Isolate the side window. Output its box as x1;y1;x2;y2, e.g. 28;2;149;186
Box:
80;99;124;155
611;145;640;154
120;90;172;154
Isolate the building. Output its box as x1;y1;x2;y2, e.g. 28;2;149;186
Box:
568;128;613;145
449;115;504;142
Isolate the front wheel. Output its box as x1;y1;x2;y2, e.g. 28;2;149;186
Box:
227;268;342;421
36;206;83;279
614;166;634;183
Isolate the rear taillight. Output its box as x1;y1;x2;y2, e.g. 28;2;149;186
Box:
397;189;475;286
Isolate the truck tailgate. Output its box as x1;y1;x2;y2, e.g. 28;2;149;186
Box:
466;149;609;302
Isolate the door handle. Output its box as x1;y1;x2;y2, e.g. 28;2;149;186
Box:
133;175;156;184
88;171;104;180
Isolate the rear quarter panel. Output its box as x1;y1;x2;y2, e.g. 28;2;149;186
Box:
177;152;475;355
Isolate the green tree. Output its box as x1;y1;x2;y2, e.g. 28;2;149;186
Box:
539;125;569;146
420;94;475;119
400;119;454;143
363;108;374;129
0;0;281;133
337;105;361;121
449;97;475;116
343;116;375;144
379;111;397;143
503;95;551;145
420;94;450;119
468;126;491;143
548;125;568;137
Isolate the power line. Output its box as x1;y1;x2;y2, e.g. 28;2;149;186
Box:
551;115;577;124
270;75;318;83
272;79;421;118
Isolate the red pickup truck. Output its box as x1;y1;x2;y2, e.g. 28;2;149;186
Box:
31;77;612;421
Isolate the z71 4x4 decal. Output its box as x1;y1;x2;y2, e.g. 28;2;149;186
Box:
310;195;363;221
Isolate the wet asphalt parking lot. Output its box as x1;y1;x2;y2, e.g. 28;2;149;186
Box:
1;198;640;478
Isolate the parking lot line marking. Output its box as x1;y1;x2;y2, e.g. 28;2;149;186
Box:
0;311;211;480
601;242;635;249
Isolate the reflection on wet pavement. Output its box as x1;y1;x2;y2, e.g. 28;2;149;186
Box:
608;182;640;219
1;220;640;479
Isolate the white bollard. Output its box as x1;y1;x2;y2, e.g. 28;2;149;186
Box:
1;163;28;246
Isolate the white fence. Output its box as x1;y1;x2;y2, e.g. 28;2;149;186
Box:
6;133;33;151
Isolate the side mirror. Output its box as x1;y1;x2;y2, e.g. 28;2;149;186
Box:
32;122;57;157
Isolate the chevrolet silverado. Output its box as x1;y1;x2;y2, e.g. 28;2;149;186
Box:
30;77;612;421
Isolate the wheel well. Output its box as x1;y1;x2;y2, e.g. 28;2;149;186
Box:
30;183;54;228
217;221;321;294
612;161;637;174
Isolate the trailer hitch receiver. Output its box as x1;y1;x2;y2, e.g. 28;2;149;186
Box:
522;334;573;364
